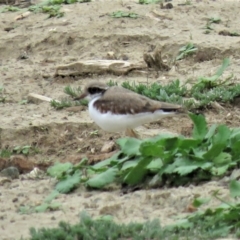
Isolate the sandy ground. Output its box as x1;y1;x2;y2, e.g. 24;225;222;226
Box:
1;0;240;239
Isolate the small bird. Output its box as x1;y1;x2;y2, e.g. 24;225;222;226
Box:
75;81;186;138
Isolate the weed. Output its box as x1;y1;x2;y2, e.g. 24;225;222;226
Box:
19;100;28;105
46;113;240;193
139;0;160;4
23;183;240;240
18;191;61;214
28;0;90;18
110;11;139;19
208;17;221;24
53;58;239;111
0;149;12;158
13;145;40;155
0;5;20;13
176;43;198;60
0;145;39;158
64;85;82;98
0;86;5;103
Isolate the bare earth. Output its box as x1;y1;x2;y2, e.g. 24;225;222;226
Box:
1;0;240;239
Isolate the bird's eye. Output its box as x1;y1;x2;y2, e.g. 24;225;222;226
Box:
88;87;101;94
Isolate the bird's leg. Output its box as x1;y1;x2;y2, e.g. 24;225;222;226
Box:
125;128;140;139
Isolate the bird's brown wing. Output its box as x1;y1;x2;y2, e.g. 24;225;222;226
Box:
93;86;183;115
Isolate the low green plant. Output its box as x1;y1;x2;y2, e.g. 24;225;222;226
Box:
0;86;5;103
0;149;12;158
139;0;160;4
0;5;20;12
46;113;240;192
51;59;239;111
176;43;198;60
18;191;61;214
50;86;88;110
64;85;82;98
170;180;240;238
22;182;240;239
208;17;221;24
110;11;139;19
228;32;240;37
118;58;237;110
28;0;90;18
0;145;40;157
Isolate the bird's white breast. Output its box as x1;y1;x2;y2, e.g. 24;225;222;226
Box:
88;97;176;133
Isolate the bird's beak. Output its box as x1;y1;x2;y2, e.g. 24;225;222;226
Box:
74;92;87;101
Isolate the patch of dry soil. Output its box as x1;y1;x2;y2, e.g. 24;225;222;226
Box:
1;0;240;239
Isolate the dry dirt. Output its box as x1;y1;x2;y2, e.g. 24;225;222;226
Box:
1;0;240;239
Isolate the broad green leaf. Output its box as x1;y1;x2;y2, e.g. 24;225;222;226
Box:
44;190;59;203
86;168;117;189
91;152;120;170
146;158;163;170
140;141;164;157
47;162;73;179
230;180;240;198
213;152;231;166
35;204;49;213
192;197;211;207
124;157;152;185
178;138;201;150
163;137;179;151
174;165;199;176
116;138;141;156
121;160;138;171
211;165;229;176
49;202;61;210
203;125;231;160
189;113;208;140
205;124;218;140
55;171;81;193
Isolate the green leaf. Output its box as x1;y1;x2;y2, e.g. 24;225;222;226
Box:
44;190;59;203
229;180;240;198
92;152;120;170
86;168;117;189
189;113;208;140
173;165;199;176
178;138;201;150
35;203;49;213
192;197;211;207
203;125;231;160
116;138;141;156
122;160;138;171
47;162;73;179
213;152;231;166
205;124;218;140
48;202;61;210
140;141;164;157
55;171;81;193
146;158;163;170
124;157;152;185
